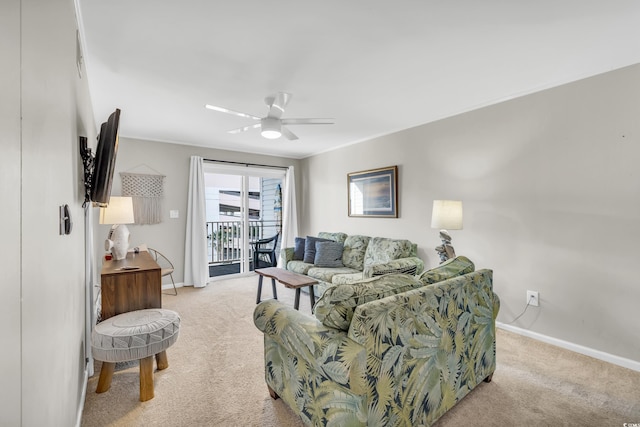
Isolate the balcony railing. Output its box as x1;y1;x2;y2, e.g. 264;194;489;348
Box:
206;219;281;266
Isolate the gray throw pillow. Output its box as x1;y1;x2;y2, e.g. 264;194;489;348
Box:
303;236;331;264
293;237;306;260
314;241;344;267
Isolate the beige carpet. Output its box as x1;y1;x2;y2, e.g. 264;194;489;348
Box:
82;275;640;426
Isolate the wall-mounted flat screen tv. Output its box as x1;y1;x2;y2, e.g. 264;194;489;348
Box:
91;108;121;207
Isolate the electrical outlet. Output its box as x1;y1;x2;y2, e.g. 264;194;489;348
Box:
527;290;539;307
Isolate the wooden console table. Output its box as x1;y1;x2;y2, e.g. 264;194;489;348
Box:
100;251;162;320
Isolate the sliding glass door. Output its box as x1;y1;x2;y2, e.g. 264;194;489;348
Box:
204;163;284;278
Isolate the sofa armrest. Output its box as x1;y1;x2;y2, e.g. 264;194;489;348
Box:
253;299;367;391
363;256;425;278
281;247;294;265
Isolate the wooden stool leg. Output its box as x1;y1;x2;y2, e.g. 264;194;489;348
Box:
96;362;115;393
156;350;169;370
139;355;155;402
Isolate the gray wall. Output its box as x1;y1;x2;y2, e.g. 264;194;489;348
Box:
94;137;300;286
0;0;97;425
300;64;640;364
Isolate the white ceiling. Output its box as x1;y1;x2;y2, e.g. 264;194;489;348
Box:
77;1;640;159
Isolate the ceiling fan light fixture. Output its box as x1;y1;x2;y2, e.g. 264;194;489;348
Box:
261;117;281;139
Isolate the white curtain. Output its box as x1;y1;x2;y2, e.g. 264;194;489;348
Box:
279;165;299;267
184;156;209;287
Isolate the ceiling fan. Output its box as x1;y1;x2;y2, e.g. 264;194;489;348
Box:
205;92;334;140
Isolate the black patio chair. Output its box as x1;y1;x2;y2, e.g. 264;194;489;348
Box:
251;233;280;270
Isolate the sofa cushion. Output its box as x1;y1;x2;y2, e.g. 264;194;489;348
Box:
317;231;348;244
418;255;475;285
341;235;370;270
314;241;344;267
363;237;414;268
286;260;314;275
303;236;331;264
307;266;361;284
293;237;306;261
314;274;423;331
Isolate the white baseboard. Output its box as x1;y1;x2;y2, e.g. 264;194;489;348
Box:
496;322;640;373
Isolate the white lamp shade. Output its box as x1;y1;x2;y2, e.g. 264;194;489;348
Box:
431;200;463;230
99;196;135;225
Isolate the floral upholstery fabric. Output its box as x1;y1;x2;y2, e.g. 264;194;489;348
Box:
307;266;361;283
286;260;314;275
331;272;366;286
363;256;425;278
341;235;371;270
314;273;423;331
254;299;368;425
281;232;424;299
348;269;499;426
254;269;500;426
363;237;415;268
317;231;348;244
282;247;294;264
418;255;475;284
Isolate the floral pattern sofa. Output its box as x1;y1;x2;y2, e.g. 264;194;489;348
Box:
281;232;425;298
253;256;500;426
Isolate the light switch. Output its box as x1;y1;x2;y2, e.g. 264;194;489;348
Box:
170;210;179;219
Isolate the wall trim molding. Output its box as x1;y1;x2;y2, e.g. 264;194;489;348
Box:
75;366;89;427
497;322;640;372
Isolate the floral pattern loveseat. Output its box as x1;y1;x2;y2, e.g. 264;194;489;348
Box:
253;256;500;426
281;232;425;298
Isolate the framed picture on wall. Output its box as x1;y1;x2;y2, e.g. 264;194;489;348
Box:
347;165;398;218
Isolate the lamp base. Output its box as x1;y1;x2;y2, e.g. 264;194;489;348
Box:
105;224;131;261
435;229;456;263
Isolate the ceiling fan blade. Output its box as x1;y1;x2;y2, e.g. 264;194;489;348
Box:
281;118;335;125
281;126;299;141
205;104;261;120
228;123;261;134
266;92;292;119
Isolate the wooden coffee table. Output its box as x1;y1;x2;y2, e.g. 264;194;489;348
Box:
255;267;318;310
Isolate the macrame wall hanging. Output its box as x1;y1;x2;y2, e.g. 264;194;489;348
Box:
120;171;165;225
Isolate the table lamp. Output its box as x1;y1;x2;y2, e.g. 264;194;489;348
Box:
99;196;135;260
431;200;463;263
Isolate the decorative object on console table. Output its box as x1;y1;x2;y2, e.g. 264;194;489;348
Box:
431;200;463;263
99;196;135;260
348;165;398;218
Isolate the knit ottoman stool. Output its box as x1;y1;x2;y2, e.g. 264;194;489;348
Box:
91;308;180;402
